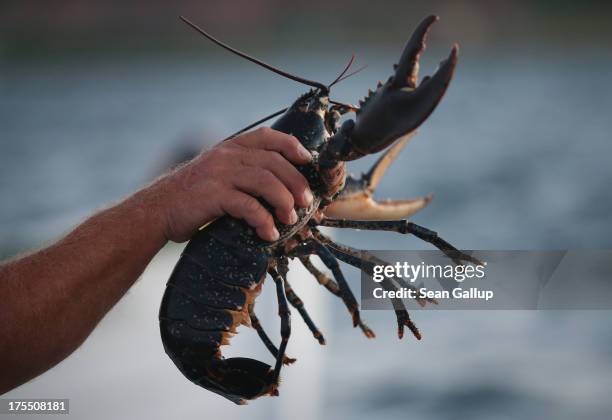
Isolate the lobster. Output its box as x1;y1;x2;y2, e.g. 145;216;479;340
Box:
159;15;480;405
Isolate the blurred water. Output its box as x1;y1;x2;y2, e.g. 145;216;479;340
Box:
1;47;612;419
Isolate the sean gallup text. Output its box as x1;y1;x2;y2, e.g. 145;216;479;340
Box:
372;287;494;301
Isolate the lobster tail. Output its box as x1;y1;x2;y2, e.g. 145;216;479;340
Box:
205;358;277;404
159;218;274;404
161;315;276;403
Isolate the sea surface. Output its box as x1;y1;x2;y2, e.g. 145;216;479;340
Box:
1;47;611;419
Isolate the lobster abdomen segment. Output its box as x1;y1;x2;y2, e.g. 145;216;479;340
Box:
159;217;275;404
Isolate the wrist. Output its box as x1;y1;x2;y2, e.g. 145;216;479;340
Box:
125;181;172;249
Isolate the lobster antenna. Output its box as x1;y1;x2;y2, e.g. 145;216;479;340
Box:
328;54;355;88
223;107;289;141
335;64;368;84
180;16;328;91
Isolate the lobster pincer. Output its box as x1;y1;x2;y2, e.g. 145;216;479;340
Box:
321;15;458;162
322;134;434;221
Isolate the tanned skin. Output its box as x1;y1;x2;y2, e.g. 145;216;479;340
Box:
0;127;314;394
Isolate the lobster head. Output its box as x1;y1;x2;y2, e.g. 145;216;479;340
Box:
324;15;457;160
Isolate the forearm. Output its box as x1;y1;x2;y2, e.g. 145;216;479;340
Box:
0;186;167;393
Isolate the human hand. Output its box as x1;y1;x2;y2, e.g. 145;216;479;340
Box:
151;127;314;242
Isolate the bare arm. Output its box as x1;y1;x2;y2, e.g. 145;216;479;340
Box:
0;127;313;394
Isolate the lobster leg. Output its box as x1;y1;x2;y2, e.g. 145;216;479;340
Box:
299;256;375;338
289;240;364;331
249;304;296;365
311;230;424;340
282;276;326;345
299;256;341;295
268;267;292;388
312;227;434;306
319;218;482;266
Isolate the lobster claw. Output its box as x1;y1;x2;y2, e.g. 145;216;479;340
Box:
349;15;457;156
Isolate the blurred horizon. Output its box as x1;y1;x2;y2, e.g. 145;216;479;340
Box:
2;0;612;59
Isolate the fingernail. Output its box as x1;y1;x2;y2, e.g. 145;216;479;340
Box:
303;189;314;205
298;145;312;161
288;209;298;224
271;226;280;241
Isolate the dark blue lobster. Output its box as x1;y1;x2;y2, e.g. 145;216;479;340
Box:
159;15;480;404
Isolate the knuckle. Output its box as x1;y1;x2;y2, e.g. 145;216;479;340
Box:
279;194;295;211
251;206;273;226
254;169;294;208
293;175;309;193
266;150;285;165
252;148;271;163
257;168;276;184
256;126;272;137
286;136;301;151
274;186;295;209
226;136;243;146
280;162;307;190
217;145;247;169
231;129;254;144
242;196;262;214
212;145;232;161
